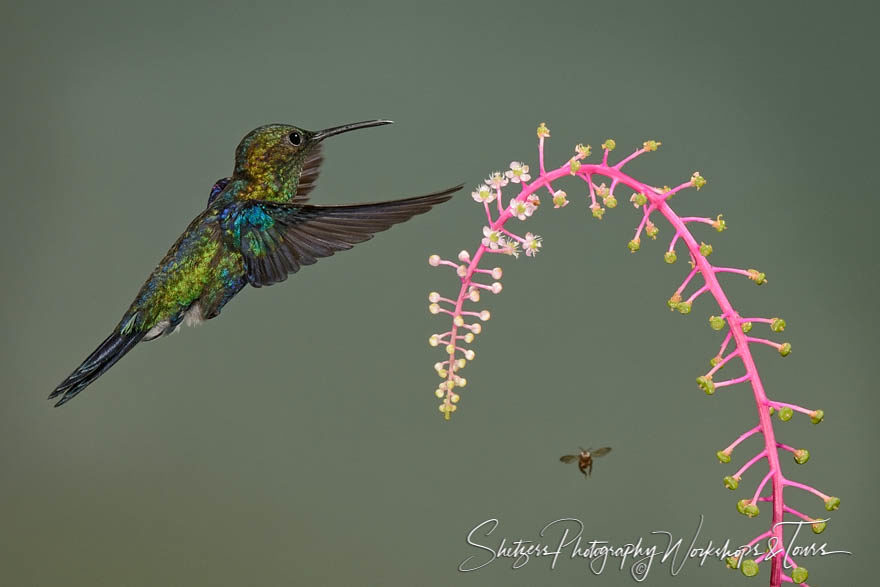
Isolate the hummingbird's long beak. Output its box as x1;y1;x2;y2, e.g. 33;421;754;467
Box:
312;119;393;142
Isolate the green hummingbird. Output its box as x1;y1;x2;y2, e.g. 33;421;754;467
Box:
49;120;460;407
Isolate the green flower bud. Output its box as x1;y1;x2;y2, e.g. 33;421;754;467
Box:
645;223;658;238
713;214;727;232
793;449;810;464
632;192;648;206
725;556;739;569
643;139;662;152
697;375;715;394
602;139;616;151
691;172;706;190
628;239;640;252
824;496;840;511
724;475;739;490
810;409;824;424
716;450;731;463
741;322;753;333
740;559;759;577
710;355;722;367
677;301;692;314
664;250;677;264
791;566;808;584
737;499;759;517
771;317;786;332
779;342;792;357
709;315;726;330
699;242;713;257
811;520;826;534
569;158;582;175
778;407;793;421
748;269;767;285
768;406;775;415
604;195;617;208
592;206;605;219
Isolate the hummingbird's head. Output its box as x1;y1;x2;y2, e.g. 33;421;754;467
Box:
233;120;393;200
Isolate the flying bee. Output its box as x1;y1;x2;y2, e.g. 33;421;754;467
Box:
559;447;612;477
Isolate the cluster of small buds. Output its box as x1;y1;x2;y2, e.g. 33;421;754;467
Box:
429;127;577;417
425;122;835;586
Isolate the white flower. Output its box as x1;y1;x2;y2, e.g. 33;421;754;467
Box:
485;172;508;189
552;190;569;208
504;161;531;183
471;184;495;204
482;226;506;250
523;232;542;257
509;198;530;221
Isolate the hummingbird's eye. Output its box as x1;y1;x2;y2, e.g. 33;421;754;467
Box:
288;131;303;146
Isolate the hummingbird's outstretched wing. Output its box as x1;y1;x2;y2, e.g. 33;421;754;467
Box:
226;185;461;287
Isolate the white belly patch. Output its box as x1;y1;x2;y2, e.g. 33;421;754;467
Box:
144;302;204;340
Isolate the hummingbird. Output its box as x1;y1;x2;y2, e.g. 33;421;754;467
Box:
49;120;460;407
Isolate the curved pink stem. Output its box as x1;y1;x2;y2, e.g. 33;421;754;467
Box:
427;129;835;586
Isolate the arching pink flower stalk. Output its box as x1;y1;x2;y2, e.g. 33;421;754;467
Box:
425;123;838;587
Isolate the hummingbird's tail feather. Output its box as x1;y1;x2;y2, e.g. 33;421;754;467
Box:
48;330;145;407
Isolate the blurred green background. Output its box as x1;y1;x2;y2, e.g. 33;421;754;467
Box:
1;1;876;585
